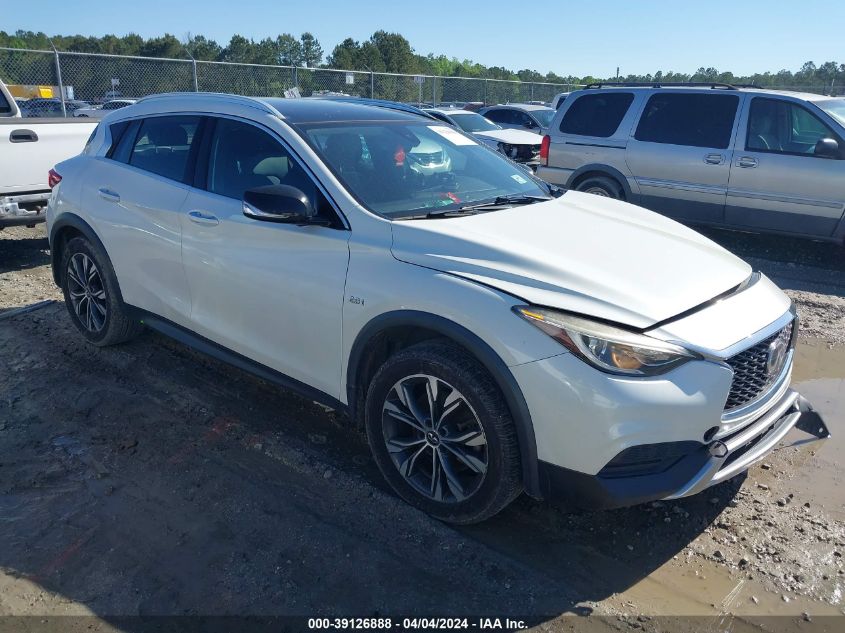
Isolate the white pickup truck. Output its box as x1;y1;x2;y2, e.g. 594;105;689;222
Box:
1;79;98;229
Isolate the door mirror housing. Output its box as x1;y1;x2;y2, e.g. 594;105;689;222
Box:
814;137;840;159
243;184;322;224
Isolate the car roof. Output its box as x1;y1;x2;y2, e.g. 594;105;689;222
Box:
574;85;837;103
425;108;476;116
138;93;431;124
483;103;554;111
265;97;430;123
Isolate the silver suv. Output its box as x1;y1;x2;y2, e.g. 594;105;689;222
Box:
537;83;845;242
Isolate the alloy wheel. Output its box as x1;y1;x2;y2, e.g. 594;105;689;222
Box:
66;253;108;332
583;186;610;197
381;374;488;503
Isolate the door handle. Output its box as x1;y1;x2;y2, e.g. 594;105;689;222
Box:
97;187;120;203
10;129;38;143
187;210;219;226
704;153;724;165
737;156;758;168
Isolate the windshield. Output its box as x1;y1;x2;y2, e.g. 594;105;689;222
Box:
449;112;501;133
530;109;555;128
817;99;845;126
301;121;548;219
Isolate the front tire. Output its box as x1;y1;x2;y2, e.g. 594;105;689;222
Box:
60;236;142;346
364;341;522;524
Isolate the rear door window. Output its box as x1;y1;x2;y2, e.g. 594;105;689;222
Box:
635;93;739;149
485;109;514;124
559;92;634;137
128;116;201;182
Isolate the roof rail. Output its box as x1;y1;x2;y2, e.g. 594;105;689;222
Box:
136;92;281;116
583;82;740;90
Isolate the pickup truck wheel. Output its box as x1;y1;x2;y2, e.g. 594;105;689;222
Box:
365;341;522;524
61;236;142;346
576;175;624;199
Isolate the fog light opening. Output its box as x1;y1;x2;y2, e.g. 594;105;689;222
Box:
703;426;719;442
709;441;729;458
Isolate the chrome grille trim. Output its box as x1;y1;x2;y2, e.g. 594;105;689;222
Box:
723;318;795;413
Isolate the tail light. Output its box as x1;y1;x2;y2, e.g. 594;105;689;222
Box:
539;135;550;165
48;168;62;188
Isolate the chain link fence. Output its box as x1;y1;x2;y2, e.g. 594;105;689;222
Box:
1;46;578;116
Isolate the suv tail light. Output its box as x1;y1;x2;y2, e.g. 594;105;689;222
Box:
48;168;62;188
539;135;550;165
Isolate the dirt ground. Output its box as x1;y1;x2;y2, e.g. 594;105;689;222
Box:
0;224;843;632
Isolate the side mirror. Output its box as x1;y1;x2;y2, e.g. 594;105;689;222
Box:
814;137;840;159
243;184;323;224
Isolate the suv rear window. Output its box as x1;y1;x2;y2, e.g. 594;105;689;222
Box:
559;92;634;137
635;93;739;149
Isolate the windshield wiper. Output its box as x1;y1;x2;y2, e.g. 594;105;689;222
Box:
457;194;552;211
396;194;552;220
394;208;480;220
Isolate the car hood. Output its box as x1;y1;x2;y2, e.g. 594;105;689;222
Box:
390;191;752;328
473;128;542;145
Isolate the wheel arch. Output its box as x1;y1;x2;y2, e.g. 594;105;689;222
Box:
347;310;541;497
49;214;112;289
566;163;636;202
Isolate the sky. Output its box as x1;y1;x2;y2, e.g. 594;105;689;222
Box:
4;0;845;77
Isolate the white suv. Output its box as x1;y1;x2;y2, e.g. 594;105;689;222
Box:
46;93;828;524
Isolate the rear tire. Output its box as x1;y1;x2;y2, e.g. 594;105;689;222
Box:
576;175;624;199
60;236;142;346
364;341;522;524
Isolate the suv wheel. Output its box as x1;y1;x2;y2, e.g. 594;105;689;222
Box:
365;341;522;524
576;175;623;199
61;236;142;346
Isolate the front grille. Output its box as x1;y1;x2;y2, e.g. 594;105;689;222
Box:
724;321;794;411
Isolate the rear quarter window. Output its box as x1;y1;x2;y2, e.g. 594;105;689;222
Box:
0;88;11;115
635;93;739;149
559;92;634;137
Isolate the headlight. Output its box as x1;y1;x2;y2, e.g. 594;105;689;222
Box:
514;306;698;376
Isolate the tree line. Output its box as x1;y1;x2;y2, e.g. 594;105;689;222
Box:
1;28;843;92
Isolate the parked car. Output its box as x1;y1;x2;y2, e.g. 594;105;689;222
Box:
537;83;845;243
47;93;827;523
479;103;556;135
0;79;97;228
551;92;571;110
425;107;541;165
74;99;137;119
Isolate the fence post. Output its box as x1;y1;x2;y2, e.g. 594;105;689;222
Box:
51;44;67;117
294;65;299;89
370;71;375;98
191;58;199;91
432;77;436;107
484;78;488;105
530;83;534;102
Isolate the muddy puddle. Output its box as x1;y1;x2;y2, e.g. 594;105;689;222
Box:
784;339;845;520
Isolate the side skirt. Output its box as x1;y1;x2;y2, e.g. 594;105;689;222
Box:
126;306;348;415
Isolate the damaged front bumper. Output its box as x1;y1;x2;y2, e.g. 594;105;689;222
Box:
537;389;829;509
664;389;829;499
